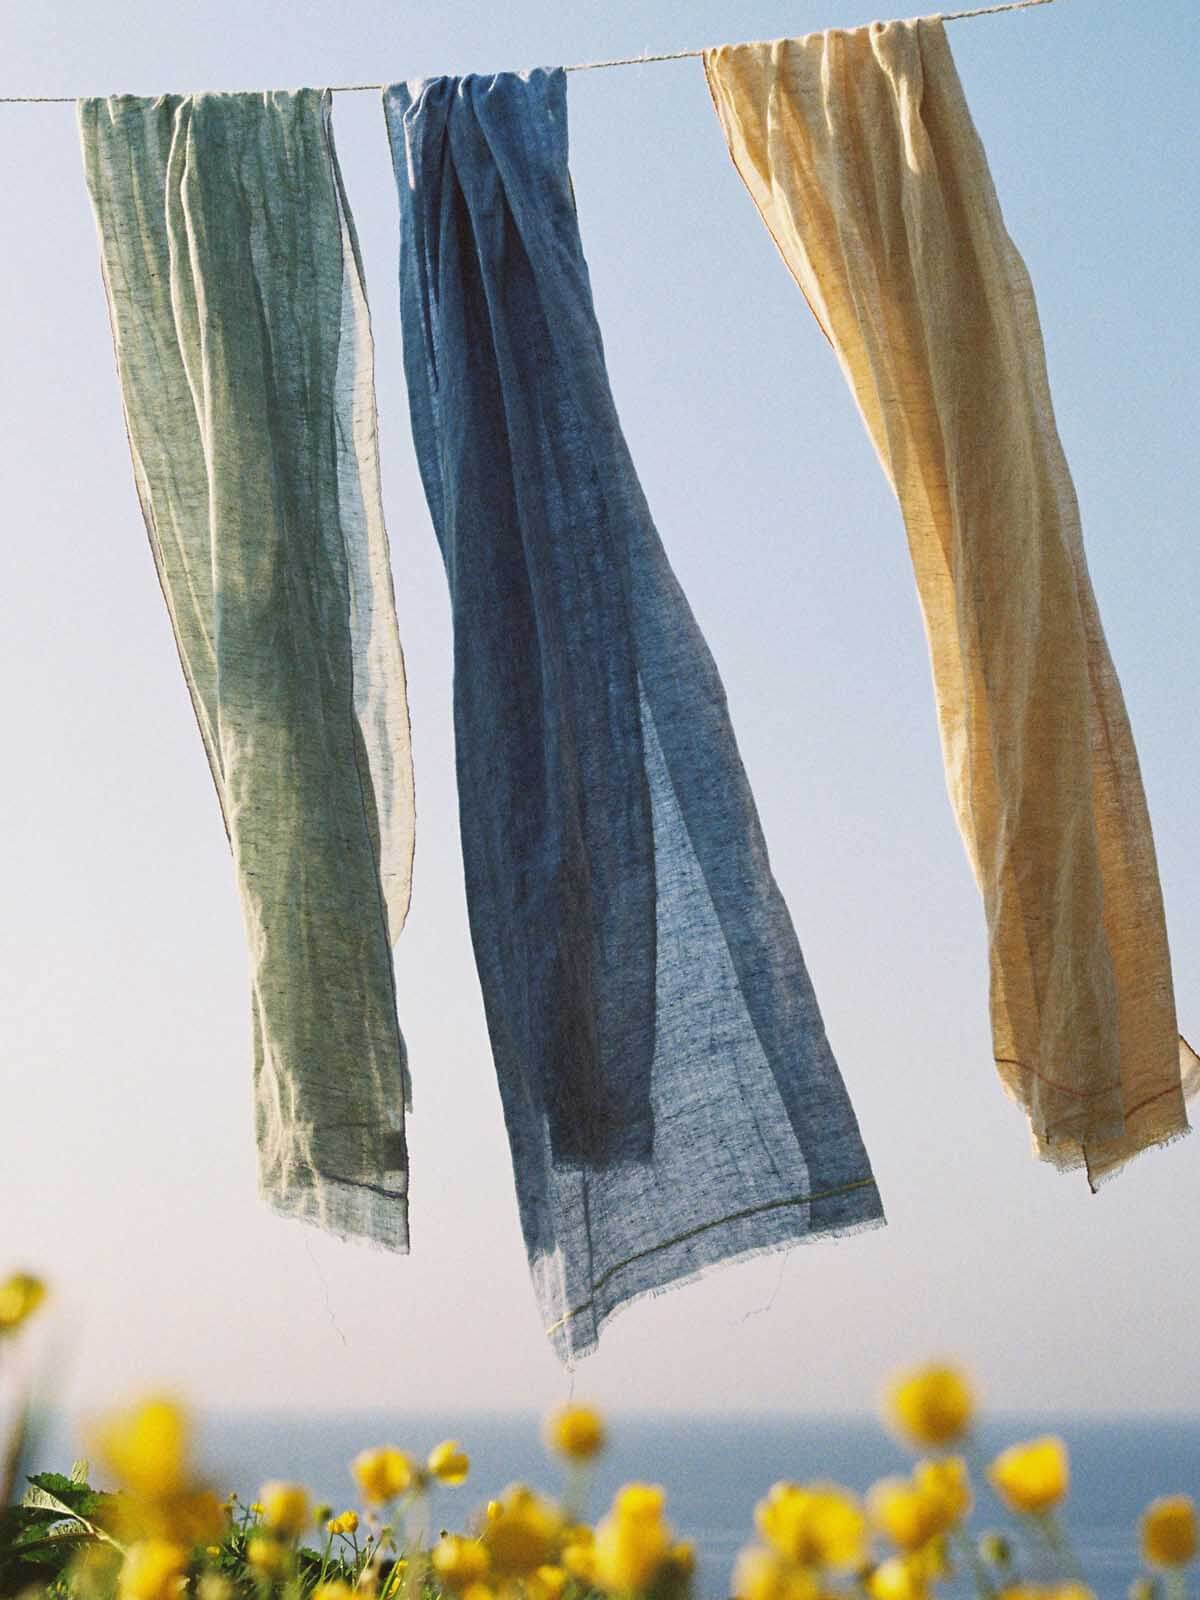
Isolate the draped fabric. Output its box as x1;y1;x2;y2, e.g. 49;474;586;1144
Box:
706;20;1198;1185
81;89;416;1246
385;66;883;1359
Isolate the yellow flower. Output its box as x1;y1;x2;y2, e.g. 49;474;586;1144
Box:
868;1556;930;1600
1141;1496;1197;1567
870;1459;971;1552
152;1489;226;1546
869;1479;941;1553
887;1366;974;1449
432;1535;492;1590
531;1565;569;1600
913;1458;971;1528
328;1509;359;1536
562;1526;597;1584
667;1542;696;1578
755;1483;867;1570
246;1537;288;1578
594;1484;672;1593
93;1398;190;1501
197;1578;232;1600
429;1439;471;1486
613;1485;667;1521
547;1404;607;1462
483;1485;563;1578
988;1438;1069;1515
461;1587;496;1600
72;1542;122;1600
732;1547;820;1600
657;1541;696;1600
249;1504;265;1517
351;1447;413;1505
118;1541;188;1600
313;1586;356;1600
259;1482;311;1537
0;1272;47;1335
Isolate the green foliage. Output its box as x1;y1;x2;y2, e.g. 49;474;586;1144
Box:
0;1471;114;1597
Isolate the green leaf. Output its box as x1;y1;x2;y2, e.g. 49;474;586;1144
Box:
23;1472;107;1523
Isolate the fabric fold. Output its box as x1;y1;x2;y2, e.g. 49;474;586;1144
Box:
705;20;1198;1185
81;88;415;1246
385;66;883;1359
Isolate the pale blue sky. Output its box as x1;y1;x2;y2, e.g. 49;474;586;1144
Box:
2;0;1198;1418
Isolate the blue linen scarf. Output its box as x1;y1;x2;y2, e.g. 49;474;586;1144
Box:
385;67;883;1358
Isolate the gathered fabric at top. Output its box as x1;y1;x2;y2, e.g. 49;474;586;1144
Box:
385;66;883;1360
706;18;1199;1184
81;88;416;1246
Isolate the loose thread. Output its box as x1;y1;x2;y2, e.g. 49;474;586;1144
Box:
0;0;1058;103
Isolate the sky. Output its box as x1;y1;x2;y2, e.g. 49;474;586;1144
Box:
1;0;1198;1422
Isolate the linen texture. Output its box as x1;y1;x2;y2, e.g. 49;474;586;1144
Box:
706;20;1198;1183
81;88;415;1246
385;67;883;1359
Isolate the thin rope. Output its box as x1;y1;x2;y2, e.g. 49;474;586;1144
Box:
0;0;1058;103
564;0;1057;68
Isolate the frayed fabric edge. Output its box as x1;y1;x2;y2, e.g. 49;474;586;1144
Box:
549;1196;886;1368
259;1175;411;1254
1083;1119;1192;1195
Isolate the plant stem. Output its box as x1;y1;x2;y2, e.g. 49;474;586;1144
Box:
1034;1512;1085;1583
951;1525;996;1599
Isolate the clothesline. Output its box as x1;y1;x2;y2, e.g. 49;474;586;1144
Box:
0;0;1058;104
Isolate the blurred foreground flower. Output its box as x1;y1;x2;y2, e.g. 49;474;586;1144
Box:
870;1458;970;1553
869;1553;933;1600
988;1438;1069;1515
733;1546;820;1600
888;1366;974;1449
547;1405;607;1463
482;1485;563;1578
259;1480;311;1536
429;1440;471;1486
0;1271;47;1336
115;1540;186;1600
89;1396;224;1548
756;1482;867;1570
432;1533;491;1589
246;1535;288;1578
530;1564;569;1600
1141;1495;1197;1567
561;1522;597;1584
352;1446;414;1505
92;1398;189;1502
594;1484;673;1593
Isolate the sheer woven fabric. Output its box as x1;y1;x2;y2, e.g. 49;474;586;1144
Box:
385;67;883;1359
81;89;415;1246
706;20;1198;1185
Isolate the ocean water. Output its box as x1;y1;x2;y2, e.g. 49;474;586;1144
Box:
30;1414;1200;1600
